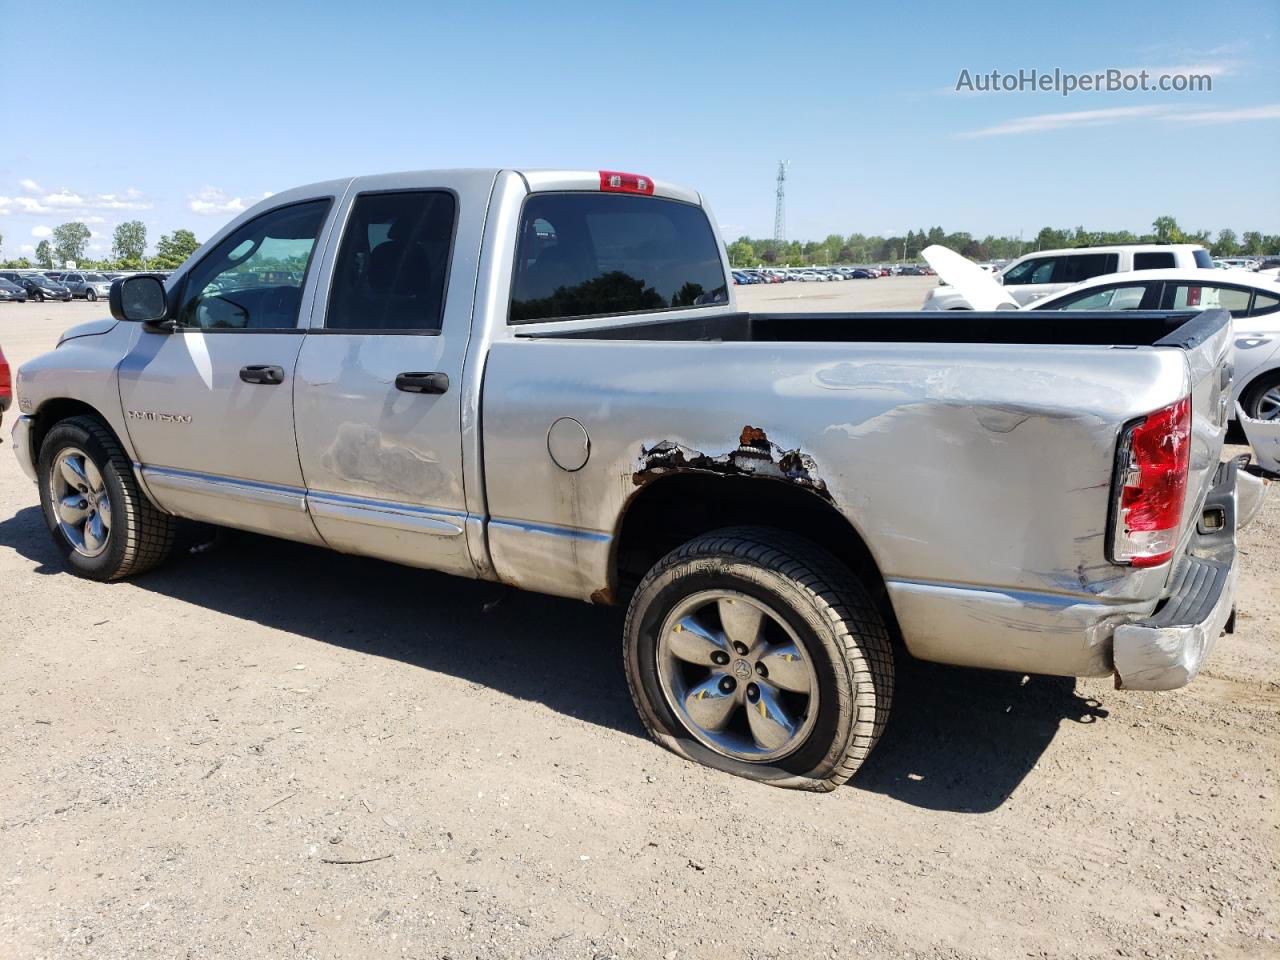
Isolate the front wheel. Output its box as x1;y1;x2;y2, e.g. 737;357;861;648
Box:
38;416;177;580
624;527;894;791
86;288;97;302
34;290;44;302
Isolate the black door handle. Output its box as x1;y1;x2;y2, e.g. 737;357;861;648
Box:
239;364;285;385
395;371;449;394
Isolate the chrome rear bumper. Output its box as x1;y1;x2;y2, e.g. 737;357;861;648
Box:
1113;456;1259;691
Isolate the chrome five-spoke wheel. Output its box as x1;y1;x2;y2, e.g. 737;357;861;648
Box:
47;446;112;557
657;590;818;762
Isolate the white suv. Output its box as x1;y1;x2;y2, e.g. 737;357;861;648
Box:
923;244;1214;309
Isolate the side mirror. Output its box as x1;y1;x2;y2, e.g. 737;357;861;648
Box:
110;275;170;325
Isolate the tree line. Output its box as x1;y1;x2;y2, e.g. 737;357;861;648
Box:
0;221;201;272
727;217;1280;267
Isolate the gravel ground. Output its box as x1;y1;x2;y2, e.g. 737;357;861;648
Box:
1;297;1276;960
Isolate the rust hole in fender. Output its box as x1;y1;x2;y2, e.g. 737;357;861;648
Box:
631;425;832;504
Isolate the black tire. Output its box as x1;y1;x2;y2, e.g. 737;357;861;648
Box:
1240;371;1280;422
37;416;177;581
34;290;44;302
624;526;894;792
86;289;97;302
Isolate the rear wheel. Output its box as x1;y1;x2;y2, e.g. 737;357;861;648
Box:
624;527;894;791
1241;371;1280;421
38;416;177;581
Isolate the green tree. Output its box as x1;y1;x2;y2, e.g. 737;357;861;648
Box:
112;220;148;263
1151;216;1183;243
52;221;92;265
35;239;53;268
727;237;755;267
1210;229;1238;257
153;229;200;269
1241;231;1265;255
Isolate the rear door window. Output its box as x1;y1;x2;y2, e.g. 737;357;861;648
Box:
1001;257;1057;285
1053;253;1119;285
325;190;456;332
510;193;728;323
1133;251;1176;270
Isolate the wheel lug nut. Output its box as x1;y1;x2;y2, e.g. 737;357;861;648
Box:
746;683;760;703
710;651;730;665
756;662;768;677
732;641;749;655
718;676;736;694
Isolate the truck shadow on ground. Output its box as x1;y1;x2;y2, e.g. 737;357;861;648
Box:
1;508;1107;813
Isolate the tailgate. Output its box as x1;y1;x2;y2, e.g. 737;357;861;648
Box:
1157;309;1234;558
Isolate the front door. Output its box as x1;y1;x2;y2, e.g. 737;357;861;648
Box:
293;176;485;577
118;198;334;544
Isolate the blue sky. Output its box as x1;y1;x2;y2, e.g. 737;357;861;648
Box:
1;0;1276;258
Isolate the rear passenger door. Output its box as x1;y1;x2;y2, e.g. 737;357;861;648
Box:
293;172;492;578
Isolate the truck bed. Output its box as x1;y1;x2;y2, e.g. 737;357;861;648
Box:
521;309;1220;349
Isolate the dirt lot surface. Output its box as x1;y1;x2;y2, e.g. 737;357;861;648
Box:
1;298;1277;960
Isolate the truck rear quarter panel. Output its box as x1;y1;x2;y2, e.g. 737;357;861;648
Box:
481;337;1195;674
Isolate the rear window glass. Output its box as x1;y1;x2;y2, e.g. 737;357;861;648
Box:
1252;292;1280;317
1134;252;1176;270
510;193;728;323
1193;250;1214;269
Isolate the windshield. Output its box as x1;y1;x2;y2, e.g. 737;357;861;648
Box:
85;273;107;282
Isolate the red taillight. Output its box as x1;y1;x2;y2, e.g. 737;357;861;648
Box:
599;170;653;195
0;346;11;409
1185;286;1201;307
1111;396;1191;568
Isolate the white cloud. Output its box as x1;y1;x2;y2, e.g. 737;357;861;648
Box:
1;182;151;215
1167;102;1280;124
31;225;52;238
956;104;1177;138
188;185;270;216
956;99;1280;138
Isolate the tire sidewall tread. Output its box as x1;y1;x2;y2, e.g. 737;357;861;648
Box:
624;525;894;792
37;415;176;581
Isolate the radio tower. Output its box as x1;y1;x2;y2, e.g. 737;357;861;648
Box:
773;161;788;245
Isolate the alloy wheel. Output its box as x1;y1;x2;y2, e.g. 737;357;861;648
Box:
656;590;819;762
47;447;112;558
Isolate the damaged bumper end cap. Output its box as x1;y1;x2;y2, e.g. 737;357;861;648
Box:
1113;557;1236;691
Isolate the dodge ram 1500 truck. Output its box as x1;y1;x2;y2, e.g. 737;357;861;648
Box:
11;168;1269;791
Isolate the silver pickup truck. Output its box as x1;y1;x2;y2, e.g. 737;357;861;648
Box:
10;168;1269;791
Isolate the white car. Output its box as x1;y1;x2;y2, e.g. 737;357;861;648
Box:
792;271;824;282
1030;269;1280;421
923;243;1214;310
924;247;1280;422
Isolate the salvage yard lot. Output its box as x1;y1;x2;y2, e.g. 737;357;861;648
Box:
1;298;1277;959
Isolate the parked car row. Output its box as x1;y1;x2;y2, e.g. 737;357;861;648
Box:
0;269;174;304
731;265;933;285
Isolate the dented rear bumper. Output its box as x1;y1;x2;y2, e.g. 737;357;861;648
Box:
1113;456;1261;691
